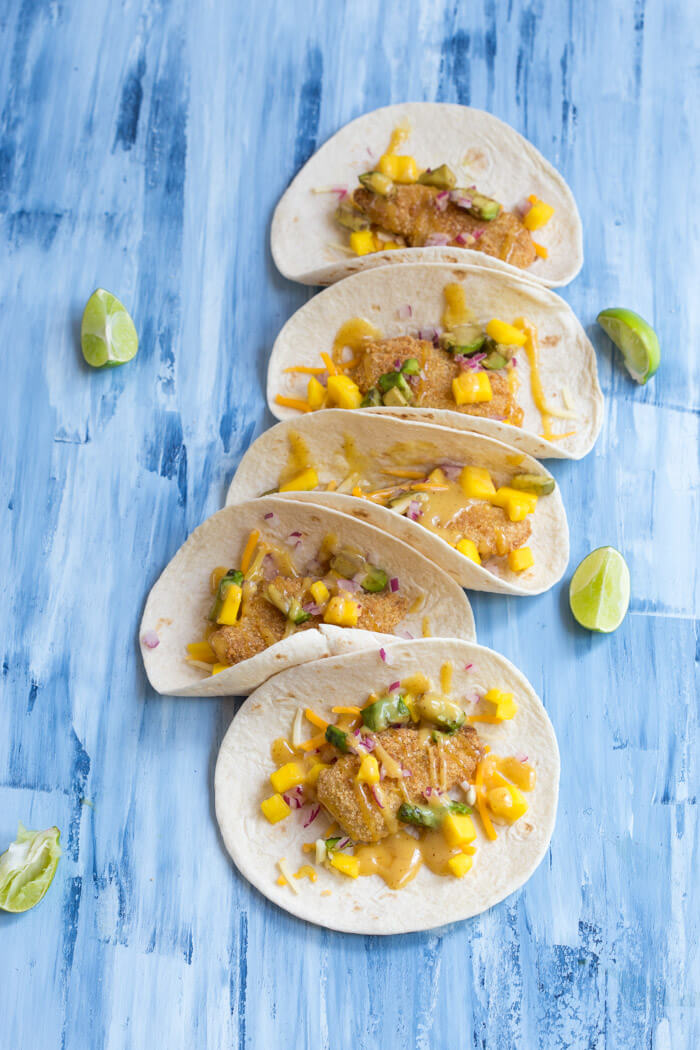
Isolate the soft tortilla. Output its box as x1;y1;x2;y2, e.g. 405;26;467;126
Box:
140;497;475;696
214;638;560;934
225;414;569;596
271;102;582;288
267;261;603;460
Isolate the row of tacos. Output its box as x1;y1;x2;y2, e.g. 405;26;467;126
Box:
141;104;592;932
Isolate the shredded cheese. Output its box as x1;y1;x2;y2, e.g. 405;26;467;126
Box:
278;858;300;893
240;530;260;574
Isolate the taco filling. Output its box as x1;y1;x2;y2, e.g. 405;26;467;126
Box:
261;666;536;890
332;123;553;268
273;441;554;576
186;529;409;675
275;284;579;444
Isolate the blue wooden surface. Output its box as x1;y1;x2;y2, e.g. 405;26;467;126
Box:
0;0;697;1046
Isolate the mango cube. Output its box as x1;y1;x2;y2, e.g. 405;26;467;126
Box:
330;852;360;878
211;663;228;675
452;371;493;405
508;547;534;573
456;538;481;564
442;813;477;849
326;374;363;410
460;465;496;500
447;852;474;878
483;688;518;721
216;584;242;625
323;595;360;628
378;153;419;183
310;580;330;605
270;762;306;794
307;375;326;410
350;230;377;256
491;486;538;522
356;754;380;786
279;468;319;492
305;762;328;786
187;641;216;664
261;793;291;824
523;196;555;231
487;783;528;823
485;319;527;346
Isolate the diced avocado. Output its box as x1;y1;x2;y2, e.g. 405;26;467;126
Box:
400;357;421;375
442;324;486;356
335;201;371;231
417;164;457;190
382;386;410;407
265;585;310;624
358;171;395;196
416;693;466;732
288;598;311;625
208;569;245;621
397;803;442;829
360;566;388;593
468;190;501;222
360;387;382;407
378;371;412;396
325;725;351;752
447;801;472;815
331;550;366;578
362;694;411;733
510;473;556;496
482;350;508;370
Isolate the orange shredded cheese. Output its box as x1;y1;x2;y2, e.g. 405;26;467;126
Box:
475;760;498;841
274;394;311;413
283;365;327;375
240;530;260;574
321;352;337;376
331;706;363;716
299;731;326;752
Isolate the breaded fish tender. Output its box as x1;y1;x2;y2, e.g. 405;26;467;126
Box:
316;724;484;842
450;502;532;559
353;185;536;270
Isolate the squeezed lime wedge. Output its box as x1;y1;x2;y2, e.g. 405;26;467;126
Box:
569;547;630;633
597;307;660;384
0;823;61;912
81;288;138;368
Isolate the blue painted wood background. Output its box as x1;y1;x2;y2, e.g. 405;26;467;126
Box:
1;0;697;1046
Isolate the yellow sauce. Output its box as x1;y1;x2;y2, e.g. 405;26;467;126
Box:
271;737;297;765
332;318;383;366
355;831;423;889
492;755;536;791
420;828;466;875
294;865;317;883
279;430;314;487
440;661;453;694
386;121;411;155
442;282;474;329
515;317;576;442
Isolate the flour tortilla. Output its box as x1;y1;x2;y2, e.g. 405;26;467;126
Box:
271;103;582;288
225;414;569;596
140;497;475;696
268;262;603;461
214;638;560;934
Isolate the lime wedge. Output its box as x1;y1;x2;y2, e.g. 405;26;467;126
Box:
0;823;61;912
569;547;630;633
597;307;660;384
81;288;138;368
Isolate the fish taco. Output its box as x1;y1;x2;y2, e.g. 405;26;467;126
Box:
215;639;559;934
140;497;475;696
269;262;603;460
225;414;569;596
271;103;582;288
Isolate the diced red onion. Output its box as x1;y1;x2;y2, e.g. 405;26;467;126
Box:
424;233;450;247
434;191;449;212
397;630;414;640
263;512;274;520
371;785;384;809
332;186;347;200
397;304;413;321
337;836;350;850
402;768;413;778
406;499;422;522
454;232;469;246
511;356;518;367
464;663;473;671
303;805;321;828
449;191;472;209
519;199;533;217
439;462;462;481
142;630;159;649
289;531;303;538
262;554;277;580
360;735;375;752
302;602;324;616
473;228;483;240
515;752;529;764
337;578;360;593
388;680;400;693
389;577;399;592
379;647;387;663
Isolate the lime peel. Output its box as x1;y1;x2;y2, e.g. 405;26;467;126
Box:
0;823;62;912
569;546;630;633
81;288;138;368
597;307;660;385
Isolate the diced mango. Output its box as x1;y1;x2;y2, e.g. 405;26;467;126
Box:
305;762;329;786
270;762;306;794
356;754;380;786
378;153;419;183
310;580;330;605
350;230;377;256
533;241;548;259
329;852;360;878
442;813;477;849
460;465;496;500
452;371;493;405
307;375;326;410
216;583;242;625
508;547;534;573
279;468;319;492
456;538;481;564
487;783;528;822
326;374;363;410
323;595;360;628
187;641;216;664
523;196;555;231
261;793;292;824
491;486;538;522
427;467;448;486
447;852;474;878
211;663;228;675
483;688;518;721
485;319;528;346
381;241;402;250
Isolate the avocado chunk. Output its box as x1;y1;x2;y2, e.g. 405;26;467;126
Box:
382;386;411;407
400;357;421;375
325;725;351;752
335;200;370;231
510;473;556;496
482;350;509;370
360;566;388;593
361;694;411;733
417;164;457;190
358;171;395;196
360;387;382;407
467;190;502;221
378;371;414;405
442;324;486;356
416;693;466;733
